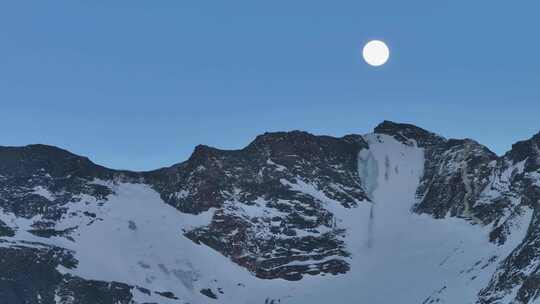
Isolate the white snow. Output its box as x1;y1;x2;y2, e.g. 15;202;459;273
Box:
0;183;313;303
32;185;55;201
270;134;532;304
173;189;190;199
267;158;287;172
337;134;532;304
357;148;378;200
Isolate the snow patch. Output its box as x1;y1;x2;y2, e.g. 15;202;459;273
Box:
32;185;55;201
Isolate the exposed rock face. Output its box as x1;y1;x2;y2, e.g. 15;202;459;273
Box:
0;144;132;220
476;133;540;304
0;245;136;304
375;121;498;221
1;122;540;303
374;122;540;304
148;131;368;280
0;146;143;304
148;131;367;214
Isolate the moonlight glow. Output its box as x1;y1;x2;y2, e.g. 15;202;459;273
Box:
362;40;390;67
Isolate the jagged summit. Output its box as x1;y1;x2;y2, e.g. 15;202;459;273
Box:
4;122;538;174
505;131;540;171
148;128;368;215
373;120;446;147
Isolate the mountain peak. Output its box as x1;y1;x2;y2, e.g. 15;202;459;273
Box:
0;143;111;178
242;130;366;156
248;130;318;147
187;144;228;162
505;131;540;171
373;120;445;147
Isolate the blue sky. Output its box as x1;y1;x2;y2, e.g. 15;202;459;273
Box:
1;1;539;170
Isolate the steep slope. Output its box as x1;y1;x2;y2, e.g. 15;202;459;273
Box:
0;145;142;303
477;133;540;303
146;131;368;281
373;122;534;304
0;122;539;304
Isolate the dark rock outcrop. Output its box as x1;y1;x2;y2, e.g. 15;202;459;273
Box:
149;131;367;280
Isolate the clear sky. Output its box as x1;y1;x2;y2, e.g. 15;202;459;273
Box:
1;1;539;171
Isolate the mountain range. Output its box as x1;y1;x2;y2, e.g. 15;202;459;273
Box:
1;121;540;304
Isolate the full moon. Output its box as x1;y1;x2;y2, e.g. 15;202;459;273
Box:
362;40;390;67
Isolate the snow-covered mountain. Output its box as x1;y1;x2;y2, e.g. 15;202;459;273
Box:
1;121;540;304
